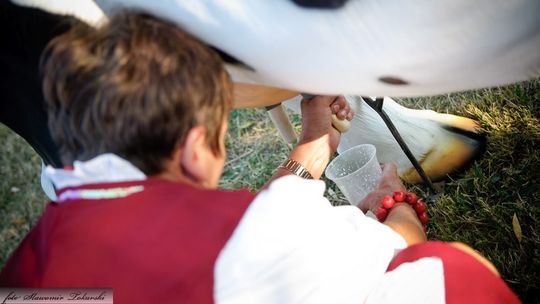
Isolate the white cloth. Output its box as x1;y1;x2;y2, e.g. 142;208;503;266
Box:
215;175;407;304
365;257;445;304
40;160;57;201
45;153;146;190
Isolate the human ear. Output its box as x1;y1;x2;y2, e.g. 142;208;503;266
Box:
180;126;209;185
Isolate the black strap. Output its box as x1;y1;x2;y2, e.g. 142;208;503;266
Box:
361;97;438;200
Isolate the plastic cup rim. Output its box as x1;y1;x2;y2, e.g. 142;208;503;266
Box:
325;144;378;182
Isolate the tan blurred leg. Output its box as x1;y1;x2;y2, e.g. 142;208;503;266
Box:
233;83;298;108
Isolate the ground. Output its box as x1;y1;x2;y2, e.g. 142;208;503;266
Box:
1;80;539;302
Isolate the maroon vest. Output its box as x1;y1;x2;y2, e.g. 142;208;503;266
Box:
0;178;255;304
388;241;521;304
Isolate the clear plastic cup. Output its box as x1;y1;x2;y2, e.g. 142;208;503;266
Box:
325;144;382;206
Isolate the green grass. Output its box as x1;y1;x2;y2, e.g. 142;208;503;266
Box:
1;81;539;302
0;126;47;265
402;83;540;303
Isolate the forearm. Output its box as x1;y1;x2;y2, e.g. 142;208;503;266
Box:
383;203;427;246
262;137;333;189
261;95;349;190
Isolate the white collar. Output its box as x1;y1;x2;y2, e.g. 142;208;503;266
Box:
45;153;146;190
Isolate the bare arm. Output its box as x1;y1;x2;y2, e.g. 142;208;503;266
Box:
263;95;353;188
361;165;498;270
384;203;426;245
359;163;427;246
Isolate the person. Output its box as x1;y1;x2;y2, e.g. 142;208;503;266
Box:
0;11;519;304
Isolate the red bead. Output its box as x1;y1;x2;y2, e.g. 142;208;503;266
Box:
382;195;395;209
405;192;418;205
375;207;388;222
414;200;427;214
419;212;429;225
393;191;406;202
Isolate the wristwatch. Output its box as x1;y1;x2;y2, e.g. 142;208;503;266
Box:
278;159;313;179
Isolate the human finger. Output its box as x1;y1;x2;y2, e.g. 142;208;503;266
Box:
381;163;398;178
379;163;406;192
330;96;349;119
331;115;349;132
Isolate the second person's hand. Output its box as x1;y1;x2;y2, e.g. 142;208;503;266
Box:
299;95;353;156
292;95;353;179
263;95;354;187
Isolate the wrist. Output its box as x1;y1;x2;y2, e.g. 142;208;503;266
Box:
384;204;427;245
278;158;313;179
386;203;421;225
289;139;333;179
376;191;428;245
374;191;429;228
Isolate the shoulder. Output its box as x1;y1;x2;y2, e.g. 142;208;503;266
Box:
365;241;521;304
143;178;256;207
260;175;328;207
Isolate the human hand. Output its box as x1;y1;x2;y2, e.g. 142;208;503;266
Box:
358;163;425;245
271;95;353;181
358;163;406;213
298;95;353;155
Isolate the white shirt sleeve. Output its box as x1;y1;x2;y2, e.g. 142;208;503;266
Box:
364;257;445;304
214;175;407;304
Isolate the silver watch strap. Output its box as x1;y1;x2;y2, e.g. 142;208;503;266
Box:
278;159;313;179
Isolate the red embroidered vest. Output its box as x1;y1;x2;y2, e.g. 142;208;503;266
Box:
0;178;255;304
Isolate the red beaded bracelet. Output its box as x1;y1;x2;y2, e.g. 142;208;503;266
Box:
374;191;429;227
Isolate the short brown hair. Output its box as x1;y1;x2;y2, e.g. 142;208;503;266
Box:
42;11;232;174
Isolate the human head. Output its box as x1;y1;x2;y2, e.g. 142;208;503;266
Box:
42;11;232;186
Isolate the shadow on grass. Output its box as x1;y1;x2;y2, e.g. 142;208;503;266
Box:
420;82;540;303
